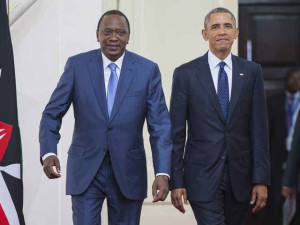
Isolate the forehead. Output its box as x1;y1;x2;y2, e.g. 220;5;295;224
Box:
99;14;128;30
208;12;234;25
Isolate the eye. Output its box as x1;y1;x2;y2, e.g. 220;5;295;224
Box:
117;31;126;36
211;25;218;29
103;30;112;36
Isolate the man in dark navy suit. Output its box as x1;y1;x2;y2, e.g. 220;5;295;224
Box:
39;10;172;225
170;7;270;225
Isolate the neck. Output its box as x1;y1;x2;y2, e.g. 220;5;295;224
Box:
288;90;297;95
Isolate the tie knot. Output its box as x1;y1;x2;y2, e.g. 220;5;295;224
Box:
108;63;117;72
219;61;226;69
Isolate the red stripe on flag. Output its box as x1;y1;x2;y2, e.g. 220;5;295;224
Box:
0;204;9;225
0;121;13;162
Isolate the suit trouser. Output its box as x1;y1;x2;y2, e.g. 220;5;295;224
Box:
71;153;143;225
189;163;250;225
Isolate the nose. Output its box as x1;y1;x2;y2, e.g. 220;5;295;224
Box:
110;32;118;41
219;26;226;35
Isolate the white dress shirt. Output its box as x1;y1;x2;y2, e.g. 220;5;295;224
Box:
208;50;233;100
285;91;300;151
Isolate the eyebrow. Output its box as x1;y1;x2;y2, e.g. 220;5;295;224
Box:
210;22;233;28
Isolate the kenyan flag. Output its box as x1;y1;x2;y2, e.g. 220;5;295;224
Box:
0;0;25;224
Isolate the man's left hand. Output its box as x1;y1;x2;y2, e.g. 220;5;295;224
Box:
152;175;169;203
250;184;268;213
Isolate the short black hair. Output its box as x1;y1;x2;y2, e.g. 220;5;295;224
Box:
285;68;300;83
97;10;130;34
204;7;236;29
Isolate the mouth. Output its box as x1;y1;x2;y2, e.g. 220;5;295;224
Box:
216;39;229;42
107;45;120;51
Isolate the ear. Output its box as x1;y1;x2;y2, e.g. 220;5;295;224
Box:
202;29;208;41
234;28;239;39
96;30;99;42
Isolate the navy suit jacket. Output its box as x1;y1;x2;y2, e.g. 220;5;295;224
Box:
39;49;172;200
283;112;300;189
169;52;270;202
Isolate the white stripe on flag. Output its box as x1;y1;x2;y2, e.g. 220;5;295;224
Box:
0;164;21;225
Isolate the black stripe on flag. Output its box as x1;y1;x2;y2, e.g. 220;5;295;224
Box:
0;0;25;224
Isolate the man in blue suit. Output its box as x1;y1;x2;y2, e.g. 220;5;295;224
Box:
169;8;270;225
39;10;172;225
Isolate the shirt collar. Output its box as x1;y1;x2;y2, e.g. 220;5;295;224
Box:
286;91;300;99
101;51;125;70
208;50;232;70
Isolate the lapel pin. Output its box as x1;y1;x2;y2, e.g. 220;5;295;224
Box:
239;73;244;76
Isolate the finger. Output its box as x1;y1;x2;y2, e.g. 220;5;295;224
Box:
152;183;157;199
54;158;61;173
49;166;61;178
260;200;266;209
177;195;185;213
173;195;181;211
252;198;263;213
183;190;188;204
153;190;164;202
161;190;169;201
171;195;179;209
250;189;256;205
44;164;54;179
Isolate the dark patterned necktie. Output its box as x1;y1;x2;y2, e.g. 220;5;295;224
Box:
218;61;229;121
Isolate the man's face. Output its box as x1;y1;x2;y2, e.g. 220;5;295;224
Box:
97;14;129;62
202;12;239;56
286;72;300;94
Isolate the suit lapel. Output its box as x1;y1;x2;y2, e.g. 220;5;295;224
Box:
87;50;109;122
196;53;225;123
109;50;136;123
227;55;245;125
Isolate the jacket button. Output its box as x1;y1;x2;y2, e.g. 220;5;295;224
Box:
108;127;112;131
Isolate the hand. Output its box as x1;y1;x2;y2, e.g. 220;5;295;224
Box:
171;188;188;213
152;175;169;202
281;186;294;199
43;155;61;179
250;184;268;213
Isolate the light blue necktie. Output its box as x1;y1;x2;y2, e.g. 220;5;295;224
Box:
218;61;229;121
107;63;118;117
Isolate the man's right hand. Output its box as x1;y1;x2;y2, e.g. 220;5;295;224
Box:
43;155;61;179
171;188;188;213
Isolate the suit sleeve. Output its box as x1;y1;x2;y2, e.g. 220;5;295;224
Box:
39;58;74;159
169;68;187;190
251;65;271;185
283;113;300;188
146;64;172;176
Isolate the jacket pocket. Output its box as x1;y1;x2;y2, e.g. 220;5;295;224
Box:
130;149;146;160
68;144;84;156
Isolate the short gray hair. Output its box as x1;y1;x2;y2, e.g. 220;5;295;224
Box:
204;7;236;29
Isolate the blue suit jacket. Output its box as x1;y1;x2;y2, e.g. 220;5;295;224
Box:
39;49;172;200
170;52;270;202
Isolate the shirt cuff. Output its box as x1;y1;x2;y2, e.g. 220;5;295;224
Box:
42;153;56;162
156;173;170;180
